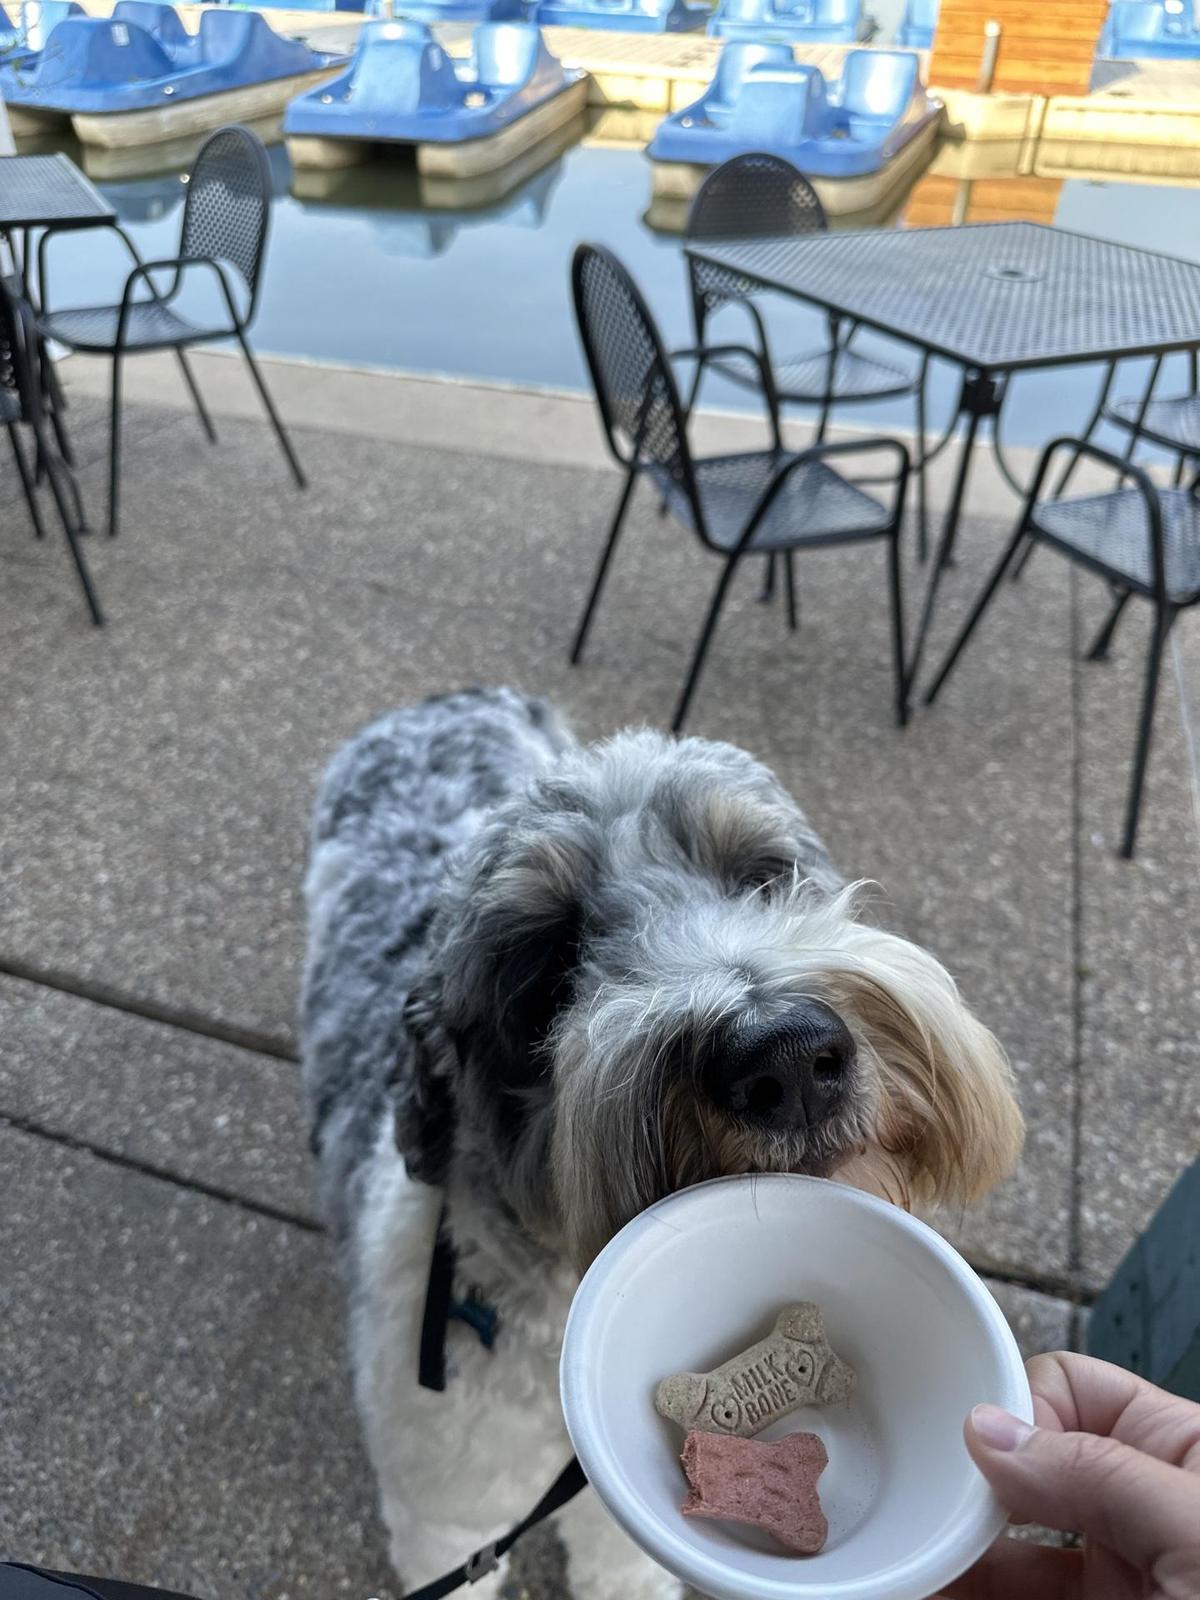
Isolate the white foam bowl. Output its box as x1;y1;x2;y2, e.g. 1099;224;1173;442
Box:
560;1173;1032;1600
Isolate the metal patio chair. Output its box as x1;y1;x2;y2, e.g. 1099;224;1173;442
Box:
570;242;911;731
1;274;103;624
925;437;1200;859
676;153;929;575
37;124;306;538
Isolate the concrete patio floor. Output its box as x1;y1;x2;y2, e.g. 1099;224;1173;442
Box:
2;350;1198;1599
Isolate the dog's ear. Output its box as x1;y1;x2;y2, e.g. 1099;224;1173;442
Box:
469;897;583;1096
829;933;1024;1209
395;972;458;1184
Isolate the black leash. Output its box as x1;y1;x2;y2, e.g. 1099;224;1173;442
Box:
400;1457;589;1600
409;1204;586;1598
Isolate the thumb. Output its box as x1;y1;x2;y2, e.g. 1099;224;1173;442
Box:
965;1403;1198;1572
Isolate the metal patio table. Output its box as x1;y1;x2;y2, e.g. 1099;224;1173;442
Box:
0;153;117;485
686;220;1200;703
0;152;116;294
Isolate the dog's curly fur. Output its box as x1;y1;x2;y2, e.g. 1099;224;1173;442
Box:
301;687;1023;1599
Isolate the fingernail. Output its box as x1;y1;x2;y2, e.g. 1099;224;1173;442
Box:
970;1404;1033;1452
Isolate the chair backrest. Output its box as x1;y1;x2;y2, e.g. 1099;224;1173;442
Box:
572;243;703;528
811;0;859;27
179;124;272;319
686;150;827;239
111;0;191;55
684;152;826;330
728;61;830;142
838;48;918;120
473;21;540;89
24;16;172;89
706;36;792;104
1109;0;1169;43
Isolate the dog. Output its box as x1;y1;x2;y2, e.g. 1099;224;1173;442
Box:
300;687;1023;1600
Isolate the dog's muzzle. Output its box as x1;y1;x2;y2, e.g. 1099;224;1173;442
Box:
704;999;854;1134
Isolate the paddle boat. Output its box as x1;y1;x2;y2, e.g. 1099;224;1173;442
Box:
708;0;871;44
284;20;588;175
896;0;937;47
648;44;943;214
1098;0;1200;57
0;3;343;144
530;0;706;31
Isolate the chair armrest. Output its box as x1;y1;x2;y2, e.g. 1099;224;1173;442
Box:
737;435;912;552
671;339;782;450
1030;435;1167;598
116;254;243;342
1033;434;1159;494
37;221;144;314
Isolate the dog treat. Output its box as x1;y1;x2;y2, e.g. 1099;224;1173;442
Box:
681;1429;828;1554
655;1303;854;1437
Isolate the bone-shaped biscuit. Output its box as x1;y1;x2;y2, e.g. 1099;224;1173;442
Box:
655;1303;854;1437
681;1428;828;1554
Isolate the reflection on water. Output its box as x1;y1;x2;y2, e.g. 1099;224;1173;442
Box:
21;112;1200;446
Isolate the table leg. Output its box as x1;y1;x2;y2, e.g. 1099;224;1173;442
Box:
903;410;981;707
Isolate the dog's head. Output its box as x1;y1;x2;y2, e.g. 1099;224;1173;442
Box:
401;730;1023;1269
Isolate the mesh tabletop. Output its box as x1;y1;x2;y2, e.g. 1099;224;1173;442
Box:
687;222;1200;374
0;153;116;230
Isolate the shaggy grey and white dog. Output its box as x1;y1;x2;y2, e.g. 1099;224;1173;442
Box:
301;687;1023;1600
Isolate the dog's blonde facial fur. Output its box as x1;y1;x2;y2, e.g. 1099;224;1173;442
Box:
397;727;1024;1271
552;880;1022;1267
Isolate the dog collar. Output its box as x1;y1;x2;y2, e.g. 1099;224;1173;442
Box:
418;1203;499;1393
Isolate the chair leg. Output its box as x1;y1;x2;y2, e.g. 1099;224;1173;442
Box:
1086;587;1132;661
1121;607;1174;859
671;555;738;733
7;420;48;540
887;533;908;727
759;553;776;604
784;551;797;633
234;329;306;489
570;469;637;665
109;352;123;538
923;521;1030;706
175;347;217;444
914;369;928;566
43;449;104;625
1009;533;1036;582
41;348;76;467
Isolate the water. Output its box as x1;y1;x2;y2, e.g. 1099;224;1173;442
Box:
29;119;1200;447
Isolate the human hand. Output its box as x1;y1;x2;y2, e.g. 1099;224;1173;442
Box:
939;1350;1200;1599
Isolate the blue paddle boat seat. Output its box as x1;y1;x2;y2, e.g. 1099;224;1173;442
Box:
650;46;936;175
896;0;937;47
283;20;582;145
708;0;868;44
0;6;340;113
1098;0;1200;56
0;0;83;64
531;0;707;32
383;0;524;25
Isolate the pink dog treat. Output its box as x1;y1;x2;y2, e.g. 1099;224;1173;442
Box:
680;1429;828;1555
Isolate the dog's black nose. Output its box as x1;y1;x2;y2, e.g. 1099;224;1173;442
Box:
707;1001;854;1130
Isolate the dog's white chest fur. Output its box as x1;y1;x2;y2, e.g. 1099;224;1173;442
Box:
350;1124;578;1590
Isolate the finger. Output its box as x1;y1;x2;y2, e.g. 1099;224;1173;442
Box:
1027;1352;1200;1465
938;1536;1083;1600
965;1404;1200;1569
